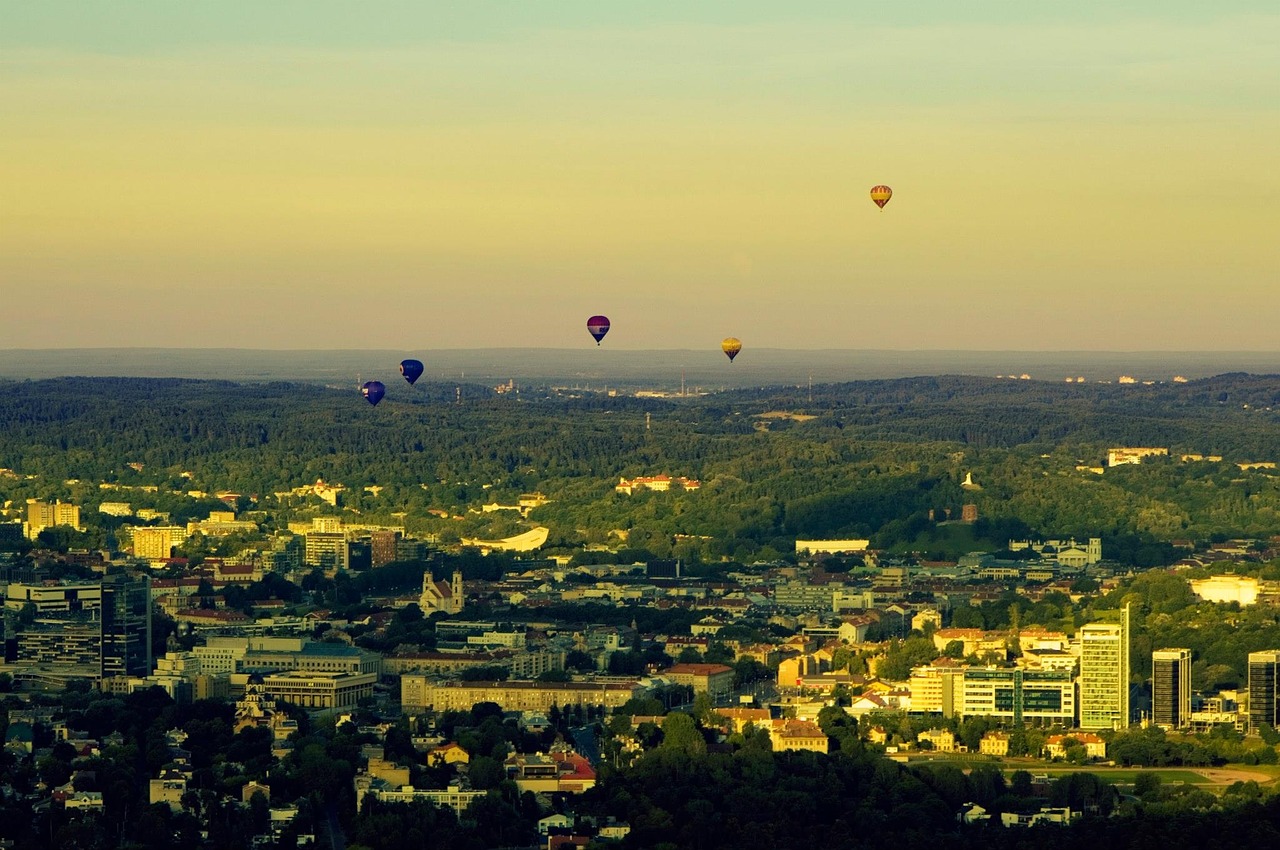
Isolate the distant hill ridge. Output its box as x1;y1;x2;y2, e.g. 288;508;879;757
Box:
4;348;1280;387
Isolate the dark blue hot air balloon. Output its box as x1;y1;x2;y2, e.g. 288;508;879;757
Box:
400;359;424;385
362;381;386;406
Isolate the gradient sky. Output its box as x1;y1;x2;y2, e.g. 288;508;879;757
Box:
3;2;1277;351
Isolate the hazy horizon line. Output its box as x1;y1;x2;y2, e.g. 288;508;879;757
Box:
6;346;1280;355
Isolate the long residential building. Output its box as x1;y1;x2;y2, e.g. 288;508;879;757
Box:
960;668;1076;724
383;648;565;678
401;678;642;713
910;665;1075;724
191;635;382;677
354;777;483;815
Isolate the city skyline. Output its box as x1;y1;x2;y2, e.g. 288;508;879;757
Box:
3;3;1278;352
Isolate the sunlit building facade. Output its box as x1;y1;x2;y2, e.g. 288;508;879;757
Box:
1078;604;1131;730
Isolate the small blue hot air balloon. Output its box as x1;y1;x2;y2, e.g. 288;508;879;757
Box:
400;359;424;385
362;381;386;406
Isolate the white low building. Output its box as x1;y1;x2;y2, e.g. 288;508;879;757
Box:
795;539;870;554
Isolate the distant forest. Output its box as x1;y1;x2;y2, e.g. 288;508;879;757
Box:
2;374;1280;562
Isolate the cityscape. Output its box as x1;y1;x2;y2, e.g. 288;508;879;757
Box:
5;375;1280;849
5;1;1279;849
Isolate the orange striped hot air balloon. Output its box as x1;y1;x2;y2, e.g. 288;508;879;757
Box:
870;185;892;209
721;337;742;363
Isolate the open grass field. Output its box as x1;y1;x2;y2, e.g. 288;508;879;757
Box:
908;755;1277;790
1028;767;1213;786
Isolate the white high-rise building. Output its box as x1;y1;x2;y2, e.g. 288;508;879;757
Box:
1078;603;1131;730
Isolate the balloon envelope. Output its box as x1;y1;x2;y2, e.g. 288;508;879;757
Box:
870;185;892;209
586;315;611;345
362;381;386;406
399;359;424;385
721;337;742;362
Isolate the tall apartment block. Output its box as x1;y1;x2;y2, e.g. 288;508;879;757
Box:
1078;603;1131;730
1152;648;1191;729
1248;650;1280;734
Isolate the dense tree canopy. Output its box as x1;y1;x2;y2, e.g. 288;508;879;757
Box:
5;375;1280;565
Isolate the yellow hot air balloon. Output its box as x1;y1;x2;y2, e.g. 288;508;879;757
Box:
721;337;742;363
870;185;892;209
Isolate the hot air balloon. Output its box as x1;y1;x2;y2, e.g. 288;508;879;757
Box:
870;185;892;209
362;381;386;406
721;337;742;363
586;315;611;345
399;359;424;385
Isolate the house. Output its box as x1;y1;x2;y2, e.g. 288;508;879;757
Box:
61;791;106;811
615;475;700;495
548;837;590;850
538;813;574;835
932;628;1011;659
243;781;271;803
1045;733;1106;760
690;617;726;636
918;728;957;753
777;654;825;688
520;710;554;733
149;768;188;811
769;719;829;754
712;708;772;735
1001;807;1076;827
1017;628;1071;651
912;610;943;633
846;693;890;718
426;742;471;768
366;757;410;788
663;663;734;699
4;722;33;756
596;821;632;841
506;750;597;794
979;731;1009;756
550;751;597;794
736;643;782;667
838;615;875;643
664;636;711;656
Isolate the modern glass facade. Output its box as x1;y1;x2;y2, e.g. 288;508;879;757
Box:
1152;648;1191;729
960;667;1075;723
1247;650;1280;734
99;574;153;678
